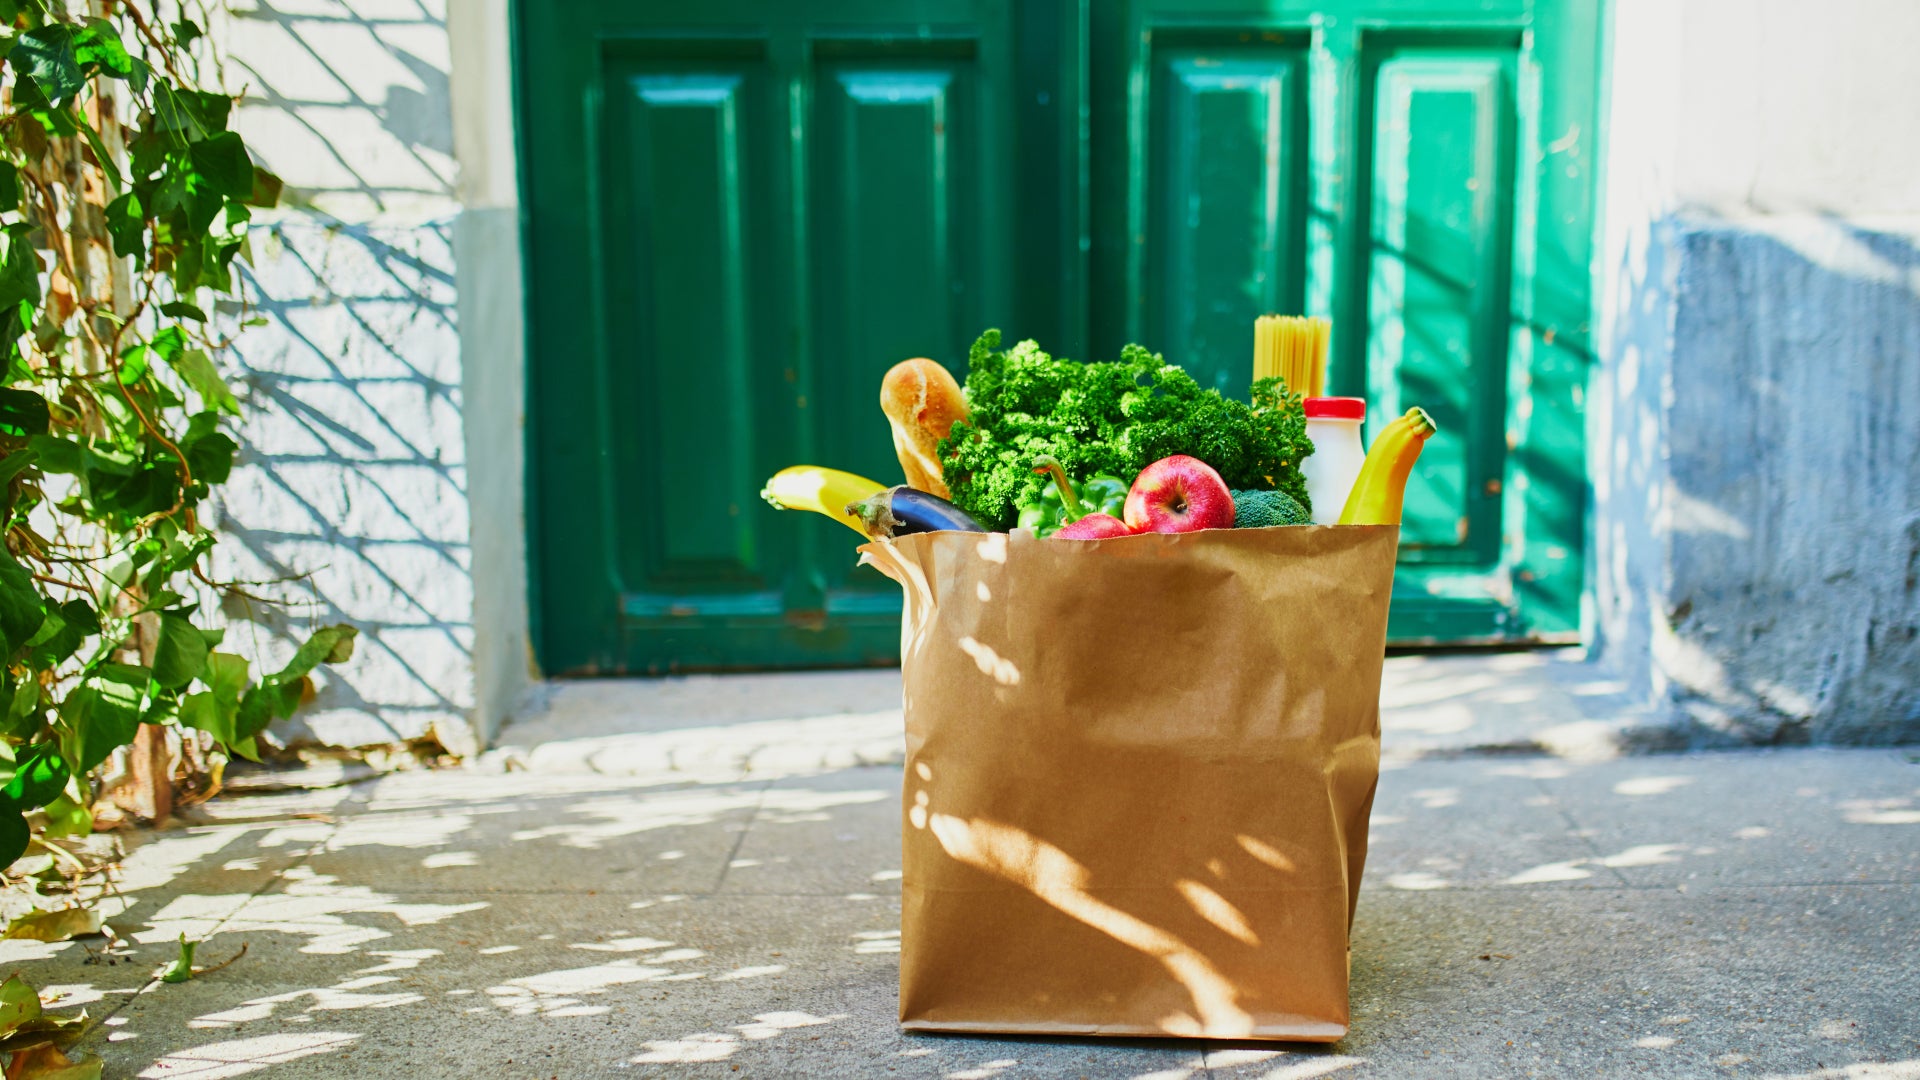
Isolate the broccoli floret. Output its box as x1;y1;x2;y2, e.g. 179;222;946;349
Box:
1231;489;1311;528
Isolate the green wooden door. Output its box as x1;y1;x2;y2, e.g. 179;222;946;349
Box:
518;0;1085;673
1089;0;1598;643
520;0;1596;672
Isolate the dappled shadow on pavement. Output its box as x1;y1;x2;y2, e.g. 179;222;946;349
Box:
2;748;1913;1077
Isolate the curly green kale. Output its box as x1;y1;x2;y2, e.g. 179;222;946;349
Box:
937;330;1314;529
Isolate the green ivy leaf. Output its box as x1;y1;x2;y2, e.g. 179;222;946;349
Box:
0;809;25;871
174;19;204;48
58;664;146;775
73;20;135;80
0;448;37;487
76;118;123;195
25;599;93;670
147;325;188;361
10;26;83;103
235;625;357;741
152;84;231;138
0;974;41;1040
288;623;359;674
0;222;44;313
25;435;81;475
203;650;248;705
189;132;253;199
151;612;209;689
104;191;145;259
178;652;250;757
168;349;238;415
0;387;49;436
3;679;39;740
184;430;234;485
0;552;46;655
0;161;18;214
39;792;93;842
159;301;206;322
117;344;149;386
0;741;70;813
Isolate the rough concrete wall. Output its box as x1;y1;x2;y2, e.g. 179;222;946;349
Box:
1661;218;1920;744
1593;0;1920;745
210;0;477;750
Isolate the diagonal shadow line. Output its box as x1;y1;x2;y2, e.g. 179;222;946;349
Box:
237;0;437;29
232;14;454;202
332;219;458;288
258;215;458;296
223;452;470;585
217;471;471;718
304;233;463;348
230;351;460;494
254;381;379;455
232;69;397;216
244;222;460;389
230;277;461;472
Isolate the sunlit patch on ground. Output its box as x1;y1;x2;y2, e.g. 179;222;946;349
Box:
4;741;1906;1077
134;1031;360;1079
628;1011;843;1064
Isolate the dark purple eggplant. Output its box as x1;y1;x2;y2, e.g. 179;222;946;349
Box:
847;486;988;539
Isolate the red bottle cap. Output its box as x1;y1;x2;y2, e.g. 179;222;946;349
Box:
1304;397;1366;420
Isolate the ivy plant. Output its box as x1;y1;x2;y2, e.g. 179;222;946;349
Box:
0;1;351;868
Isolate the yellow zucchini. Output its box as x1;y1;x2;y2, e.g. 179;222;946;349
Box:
1337;407;1436;526
761;466;887;536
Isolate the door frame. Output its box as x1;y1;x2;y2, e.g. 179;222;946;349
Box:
508;0;1605;675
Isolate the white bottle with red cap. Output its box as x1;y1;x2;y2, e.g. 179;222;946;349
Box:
1301;397;1367;524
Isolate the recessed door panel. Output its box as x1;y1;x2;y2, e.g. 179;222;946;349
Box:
604;66;767;593
1146;44;1308;398
812;50;983;557
1364;51;1515;566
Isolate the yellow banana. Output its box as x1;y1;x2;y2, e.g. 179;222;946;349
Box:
1338;407;1436;526
761;466;887;536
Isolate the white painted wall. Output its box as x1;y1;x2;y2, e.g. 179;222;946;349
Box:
1664;0;1920;217
1594;0;1920;744
211;0;482;751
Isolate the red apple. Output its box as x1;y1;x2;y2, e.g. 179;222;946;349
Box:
1051;512;1134;540
1123;455;1235;533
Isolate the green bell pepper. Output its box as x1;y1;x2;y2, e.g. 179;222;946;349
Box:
1016;456;1131;537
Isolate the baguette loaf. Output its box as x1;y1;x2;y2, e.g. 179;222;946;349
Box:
879;358;968;498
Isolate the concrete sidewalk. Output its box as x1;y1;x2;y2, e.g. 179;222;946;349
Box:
4;663;1916;1078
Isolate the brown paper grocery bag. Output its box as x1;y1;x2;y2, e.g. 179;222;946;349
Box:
860;524;1398;1042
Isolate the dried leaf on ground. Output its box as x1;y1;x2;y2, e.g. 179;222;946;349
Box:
0;979;39;1040
2;1041;101;1080
0;1010;88;1053
0;977;84;1052
3;909;102;943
